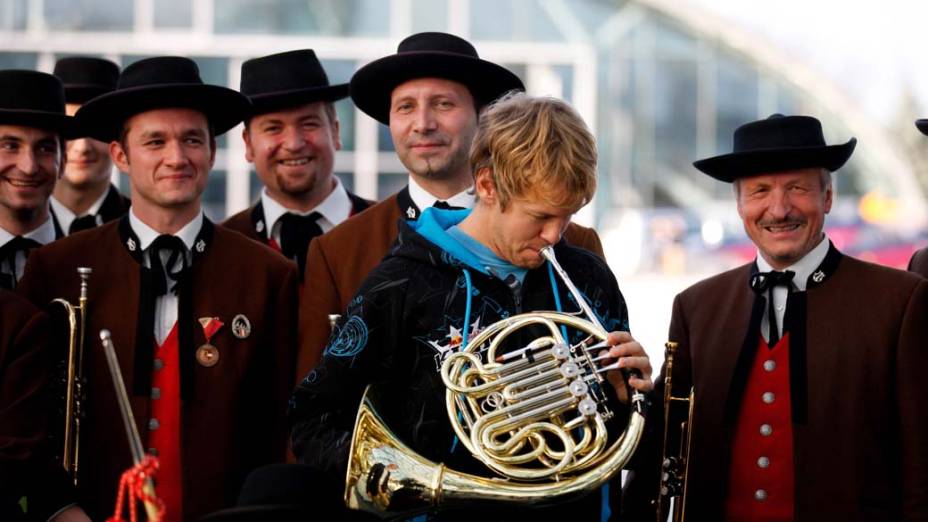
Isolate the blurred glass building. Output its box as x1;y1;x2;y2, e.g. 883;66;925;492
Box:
2;0;924;271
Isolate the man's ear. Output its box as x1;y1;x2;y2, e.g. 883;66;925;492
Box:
474;167;497;203
110;141;130;173
243;126;255;163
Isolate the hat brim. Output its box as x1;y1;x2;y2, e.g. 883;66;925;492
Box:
692;138;857;183
247;83;349;117
76;84;250;142
0;109;76;139
63;84;115;105
350;52;524;125
916;119;928;136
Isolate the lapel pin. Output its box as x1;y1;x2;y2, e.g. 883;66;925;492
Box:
232;314;251;339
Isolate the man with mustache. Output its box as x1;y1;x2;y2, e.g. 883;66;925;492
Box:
622;115;928;521
0;70;71;290
223;50;371;278
51;57;130;236
298;32;606;379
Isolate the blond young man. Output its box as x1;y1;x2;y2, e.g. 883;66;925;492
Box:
290;93;652;519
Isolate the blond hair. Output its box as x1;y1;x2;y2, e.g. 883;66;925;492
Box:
469;92;597;210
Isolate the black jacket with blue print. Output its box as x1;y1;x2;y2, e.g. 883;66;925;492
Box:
289;208;632;519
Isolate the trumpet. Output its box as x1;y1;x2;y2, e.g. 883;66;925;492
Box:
344;245;646;517
50;266;92;485
654;341;694;522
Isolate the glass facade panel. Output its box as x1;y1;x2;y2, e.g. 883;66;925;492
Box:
155;0;193;28
716;55;758;155
203;169;227;222
377;173;406;200
0;52;36;69
215;0;388;36
411;0;447;33
378;124;395;153
0;0;27;31
44;0;132;31
470;0;565;42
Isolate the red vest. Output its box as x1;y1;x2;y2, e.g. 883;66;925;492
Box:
725;332;795;521
148;323;182;522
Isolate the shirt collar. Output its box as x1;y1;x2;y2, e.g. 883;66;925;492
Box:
50;189;110;231
129;209;203;252
0;215;57;247
755;234;830;292
407;175;475;211
260;177;350;233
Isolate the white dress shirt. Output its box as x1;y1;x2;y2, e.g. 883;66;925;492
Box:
755;236;830;342
261;177;352;244
50;188;110;235
0;214;57;282
129;210;203;344
407;175;475;211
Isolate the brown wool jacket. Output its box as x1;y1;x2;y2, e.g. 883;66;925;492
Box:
297;188;607;381
622;251;928;521
17;220;299;521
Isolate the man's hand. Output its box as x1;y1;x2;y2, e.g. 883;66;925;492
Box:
599;331;653;403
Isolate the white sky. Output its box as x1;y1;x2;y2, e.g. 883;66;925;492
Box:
686;0;928;124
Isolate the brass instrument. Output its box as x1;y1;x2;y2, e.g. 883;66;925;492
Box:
51;266;92;485
345;246;647;518
654;341;694;522
100;330;162;521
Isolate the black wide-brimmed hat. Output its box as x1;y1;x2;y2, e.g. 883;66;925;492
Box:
350;32;525;125
693;114;857;183
53;56;120;104
0;70;73;136
76;56;250;142
915;119;928;136
241;49;349;117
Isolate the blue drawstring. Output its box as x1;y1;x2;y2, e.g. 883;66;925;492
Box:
461;268;473;347
450;268;474;455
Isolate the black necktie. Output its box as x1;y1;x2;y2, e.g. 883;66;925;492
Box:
69;214;98;235
433;200;464;211
148;235;188;296
0;236;40;290
750;270;795;346
278;212;323;277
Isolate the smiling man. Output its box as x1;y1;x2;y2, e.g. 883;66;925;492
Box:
51;57;129;236
0;70;71;290
18;57;298;522
622;114;928;521
222;50;371;278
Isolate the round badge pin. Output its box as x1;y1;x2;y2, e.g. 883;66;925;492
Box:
231;314;251;339
196;343;220;367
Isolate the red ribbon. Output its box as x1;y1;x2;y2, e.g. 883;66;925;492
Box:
199;317;224;342
107;455;166;522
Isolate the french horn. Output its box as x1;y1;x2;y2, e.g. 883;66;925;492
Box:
345;246;647;518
